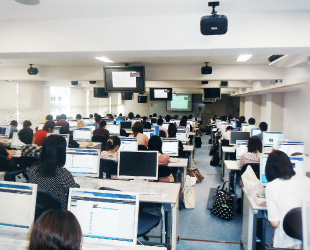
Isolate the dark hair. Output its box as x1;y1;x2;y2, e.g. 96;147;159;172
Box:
148;135;162;153
226;126;234;131
248;136;262;153
43;121;56;132
239;116;246;123
28;210;82;250
60;114;67;120
180;117;187;127
10;120;18;127
248;117;255;125
165;115;171;122
76;114;82;120
45;115;53;121
157;118;164;126
153;113;157;117
128;112;134;119
95;115;101;122
23;120;32;129
18;128;33;144
136;114;141;118
142;116;147;121
59;126;70;134
221;115;227;122
119;113;123;116
259;122;268;132
149;115;152;118
265;150;296;182
89;114;93;118
105;136;121;151
100;120;107;128
228;115;233;122
143;122;151;129
56;115;60;121
168;123;177;138
132;122;143;137
39;135;67;176
212;115;217;121
188;115;193;119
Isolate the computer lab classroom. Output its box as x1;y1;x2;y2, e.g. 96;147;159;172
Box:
0;1;310;250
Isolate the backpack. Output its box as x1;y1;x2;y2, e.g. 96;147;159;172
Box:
209;145;218;156
210;154;220;166
195;137;202;148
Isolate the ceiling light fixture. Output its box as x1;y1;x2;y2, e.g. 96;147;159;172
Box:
236;55;252;62
95;57;114;63
14;0;40;5
268;55;288;65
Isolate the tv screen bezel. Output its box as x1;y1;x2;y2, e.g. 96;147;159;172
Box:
138;96;148;103
94;87;109;98
121;92;133;100
203;88;221;99
150;88;173;101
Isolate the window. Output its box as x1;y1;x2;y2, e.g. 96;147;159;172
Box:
50;87;70;118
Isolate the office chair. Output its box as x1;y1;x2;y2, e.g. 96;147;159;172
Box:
92;135;108;151
283;207;303;241
0;155;10;171
99;158;118;178
221;139;230;147
4;168;28;182
159;130;166;138
138;145;148;151
120;129;127;137
35;189;63;220
158;165;172;178
17;156;40;169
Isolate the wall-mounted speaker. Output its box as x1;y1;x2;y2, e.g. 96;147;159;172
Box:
221;81;228;87
202;81;209;84
71;81;78;86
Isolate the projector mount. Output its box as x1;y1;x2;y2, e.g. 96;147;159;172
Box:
208;1;220;16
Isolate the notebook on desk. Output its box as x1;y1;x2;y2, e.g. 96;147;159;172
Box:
68;188;139;249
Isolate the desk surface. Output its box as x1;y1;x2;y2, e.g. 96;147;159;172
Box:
222;146;236;153
183;145;194;151
224;160;240;170
243;188;267;211
168;158;188;168
212;128;218;132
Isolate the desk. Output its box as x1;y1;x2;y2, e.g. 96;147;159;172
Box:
223;160;240;194
221;147;236;179
78;142;102;150
211;128;218;146
241;188;267;250
168;158;188;187
183;145;194;170
78;179;180;250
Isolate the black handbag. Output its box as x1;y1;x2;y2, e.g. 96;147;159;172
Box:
211;181;234;221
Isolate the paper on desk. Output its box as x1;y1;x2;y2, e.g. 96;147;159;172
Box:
241;166;264;197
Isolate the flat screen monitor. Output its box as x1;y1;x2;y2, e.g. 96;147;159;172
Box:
162;138;178;156
94;87;109;98
167;94;192;112
162;123;170;131
0;125;10;137
120;121;132;130
122;92;133;100
233;127;241;131
52;126;62;134
151;118;157;124
236;140;248;160
151;125;159;136
302;201;310;250
83;118;90;124
86;124;97;132
150;88;173;101
10;132;25;149
64;149;100;177
68;120;78;127
73;128;92;141
116;118;126;125
0;181;37;232
138;96;147;103
251;128;261;136
176;130;187;142
106;124;120;135
278;141;304;157
119;137;138;152
104;66;145;93
241;123;249;130
118;151;158;180
203;88;221;99
68;189;139;248
37;123;44;130
230;131;250;145
143;129;155;139
263;132;285;147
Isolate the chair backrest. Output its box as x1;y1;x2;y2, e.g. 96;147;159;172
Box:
138;145;148;151
159;130;166;138
158;165;172;178
18;156;40;169
120;129;127;137
35;189;63;220
0;154;10;171
241;163;260;179
283;207;303;240
99;158;118;178
221;139;230;147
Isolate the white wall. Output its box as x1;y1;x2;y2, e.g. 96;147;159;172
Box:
70;87;87;117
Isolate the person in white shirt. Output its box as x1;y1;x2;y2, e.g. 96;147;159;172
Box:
220;126;233;142
265;150;310;249
242;117;258;133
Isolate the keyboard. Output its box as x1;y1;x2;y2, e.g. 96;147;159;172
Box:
169;158;179;163
0;238;28;250
117;183;160;195
83;243;125;250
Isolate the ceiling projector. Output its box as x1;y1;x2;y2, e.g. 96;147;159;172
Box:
201;62;212;74
27;64;38;75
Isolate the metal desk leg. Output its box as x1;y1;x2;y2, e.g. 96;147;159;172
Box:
161;205;166;244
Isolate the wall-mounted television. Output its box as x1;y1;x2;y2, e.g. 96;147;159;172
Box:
94;87;109;98
167;94;192;112
104;66;145;93
122;92;133;100
150;88;172;101
138;96;147;103
203;88;221;99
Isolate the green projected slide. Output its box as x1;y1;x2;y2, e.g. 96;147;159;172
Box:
171;95;189;109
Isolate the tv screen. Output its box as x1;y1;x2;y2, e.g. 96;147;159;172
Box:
167;94;192;112
138;96;147;103
104;66;145;93
203;88;221;99
150;88;172;101
94;87;109;98
122;92;133;100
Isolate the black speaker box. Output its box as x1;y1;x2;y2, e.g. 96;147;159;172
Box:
202;81;209;84
200;15;228;35
71;81;78;86
221;81;228;87
201;66;212;74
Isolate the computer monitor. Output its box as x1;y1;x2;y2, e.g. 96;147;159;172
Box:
68;189;139;248
231;120;237;128
73;128;92;141
151;118;157;124
151;125;159;136
68;120;78;127
263;132;285;147
162;138;178;156
115;117;126;125
119;137;138;151
302;200;310;250
143;129;155;139
37;123;44;130
64;148;100;177
230;131;250;145
278;141;304;156
118;151;158;180
236;140;248;160
241;123;249;130
251;128;261;136
120;121;132;130
106;124;120;135
162;123;170;131
233;127;241;131
52;126;62;134
176;130;187;142
10;132;25;149
86;124;97;132
0;181;37;232
0;125;10;137
260;155;304;186
83;118;90;124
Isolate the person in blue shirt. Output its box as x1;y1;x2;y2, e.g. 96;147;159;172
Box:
9;120;18;138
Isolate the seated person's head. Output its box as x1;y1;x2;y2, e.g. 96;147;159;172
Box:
153;113;157;117
212;115;217;121
29;210;82;250
188;115;193;119
226;126;234;132
165;115;171;122
168;123;177;138
105;136;121;152
45;115;53;121
89;114;93;119
119;113;123;117
95;115;101;123
10;120;18;127
75;114;82;120
248;117;255;125
148;135;162;153
43;121;56;133
239;116;246;123
56;115;60;121
40;135;67;176
142;116;147;121
259;122;268;132
100;120;107;128
248;136;262;153
59;126;70;135
180;117;187;127
132;122;143;136
60;114;67;120
18;128;33;144
221;115;227;122
136;114;141;118
143;122;151;129
128;112;134;120
23;120;32;129
149;115;152;118
265;150;295;182
157;118;164;126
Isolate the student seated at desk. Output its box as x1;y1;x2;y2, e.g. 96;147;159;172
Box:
28;135;79;208
143;121;151;129
29;210;82;250
242;117;258;132
44;114;53;123
18;127;41;158
129;122;149;147
9;120;18;139
236;116;245;128
76;113;85;128
127;112;134;120
220;126;233;142
55;114;69;127
180;116;193;132
265;150;310;249
168;123;184;157
94;114;101;126
0;143;16;170
100;136;120;162
59;126;92;149
257;121;268;141
238;136;262;169
93;120;110;138
33;120;56;146
157;117;167;137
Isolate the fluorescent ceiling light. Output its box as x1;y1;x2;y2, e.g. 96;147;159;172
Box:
236;55;252;62
95;57;114;63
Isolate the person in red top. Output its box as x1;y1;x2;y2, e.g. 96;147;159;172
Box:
93;120;110;138
55;114;69;127
94;115;101;126
33;121;55;146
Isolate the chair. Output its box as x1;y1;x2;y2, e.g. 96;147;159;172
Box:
138;210;161;241
92;135;108;151
240;163;260;179
0;155;10;171
99;158;118;178
283;207;303;241
17;155;40;169
4;168;28;182
138;145;148;151
158;165;172;178
159;130;166;138
120;129;127;137
35;189;63;220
